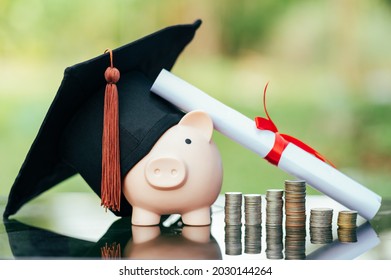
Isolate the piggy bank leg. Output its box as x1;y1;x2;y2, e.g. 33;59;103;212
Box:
131;226;160;244
131;207;161;226
181;207;211;226
182;226;211;243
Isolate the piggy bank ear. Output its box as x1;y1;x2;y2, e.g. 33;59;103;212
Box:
178;110;214;142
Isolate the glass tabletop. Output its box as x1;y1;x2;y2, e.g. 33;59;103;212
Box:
1;193;390;260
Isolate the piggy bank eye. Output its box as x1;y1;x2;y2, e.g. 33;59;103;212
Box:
185;138;192;144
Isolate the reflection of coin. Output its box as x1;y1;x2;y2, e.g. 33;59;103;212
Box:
337;228;358;243
224;225;242;255
265;225;283;260
310;228;333;244
284;237;306;260
244;225;262;254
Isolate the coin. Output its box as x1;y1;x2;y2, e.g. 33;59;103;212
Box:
225;192;243;225
244;194;262;226
266;189;284;227
284;180;307;259
309;208;333;244
337;210;357;229
284;180;307;228
337;228;358;243
244;225;262;254
265;225;283;260
224;224;243;255
337;210;358;243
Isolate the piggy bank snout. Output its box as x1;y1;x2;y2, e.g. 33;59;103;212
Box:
145;156;187;189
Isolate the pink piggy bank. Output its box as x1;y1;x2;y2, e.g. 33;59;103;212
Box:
123;110;223;226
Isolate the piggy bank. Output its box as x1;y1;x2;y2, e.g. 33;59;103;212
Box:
123;110;223;226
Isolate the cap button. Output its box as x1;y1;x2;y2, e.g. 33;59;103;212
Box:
105;67;120;84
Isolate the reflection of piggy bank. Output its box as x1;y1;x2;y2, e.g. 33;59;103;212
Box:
124;226;222;260
123;110;223;226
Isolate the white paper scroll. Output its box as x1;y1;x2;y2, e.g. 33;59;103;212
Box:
150;69;382;220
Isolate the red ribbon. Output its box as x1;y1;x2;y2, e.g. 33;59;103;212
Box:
254;82;335;168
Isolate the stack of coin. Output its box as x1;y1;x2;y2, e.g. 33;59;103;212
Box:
284;180;307;260
266;189;284;227
244;225;262;254
337;210;358;243
224;225;242;255
284;180;307;228
265;225;283;259
309;208;333;244
337;210;357;228
224;192;243;225
265;189;284;259
244;194;262;226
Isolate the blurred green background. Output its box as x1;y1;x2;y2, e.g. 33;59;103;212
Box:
1;0;391;202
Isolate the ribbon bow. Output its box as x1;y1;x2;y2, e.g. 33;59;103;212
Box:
254;83;335;168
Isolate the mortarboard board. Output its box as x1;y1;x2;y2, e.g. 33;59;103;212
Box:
3;20;202;218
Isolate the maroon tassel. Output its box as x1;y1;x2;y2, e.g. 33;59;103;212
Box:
101;242;121;259
101;49;121;212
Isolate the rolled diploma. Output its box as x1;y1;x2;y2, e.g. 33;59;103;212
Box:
151;69;382;220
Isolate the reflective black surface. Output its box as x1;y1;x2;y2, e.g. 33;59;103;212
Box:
3;218;221;259
1;193;390;260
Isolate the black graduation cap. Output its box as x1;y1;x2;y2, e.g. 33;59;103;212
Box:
3;20;202;218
